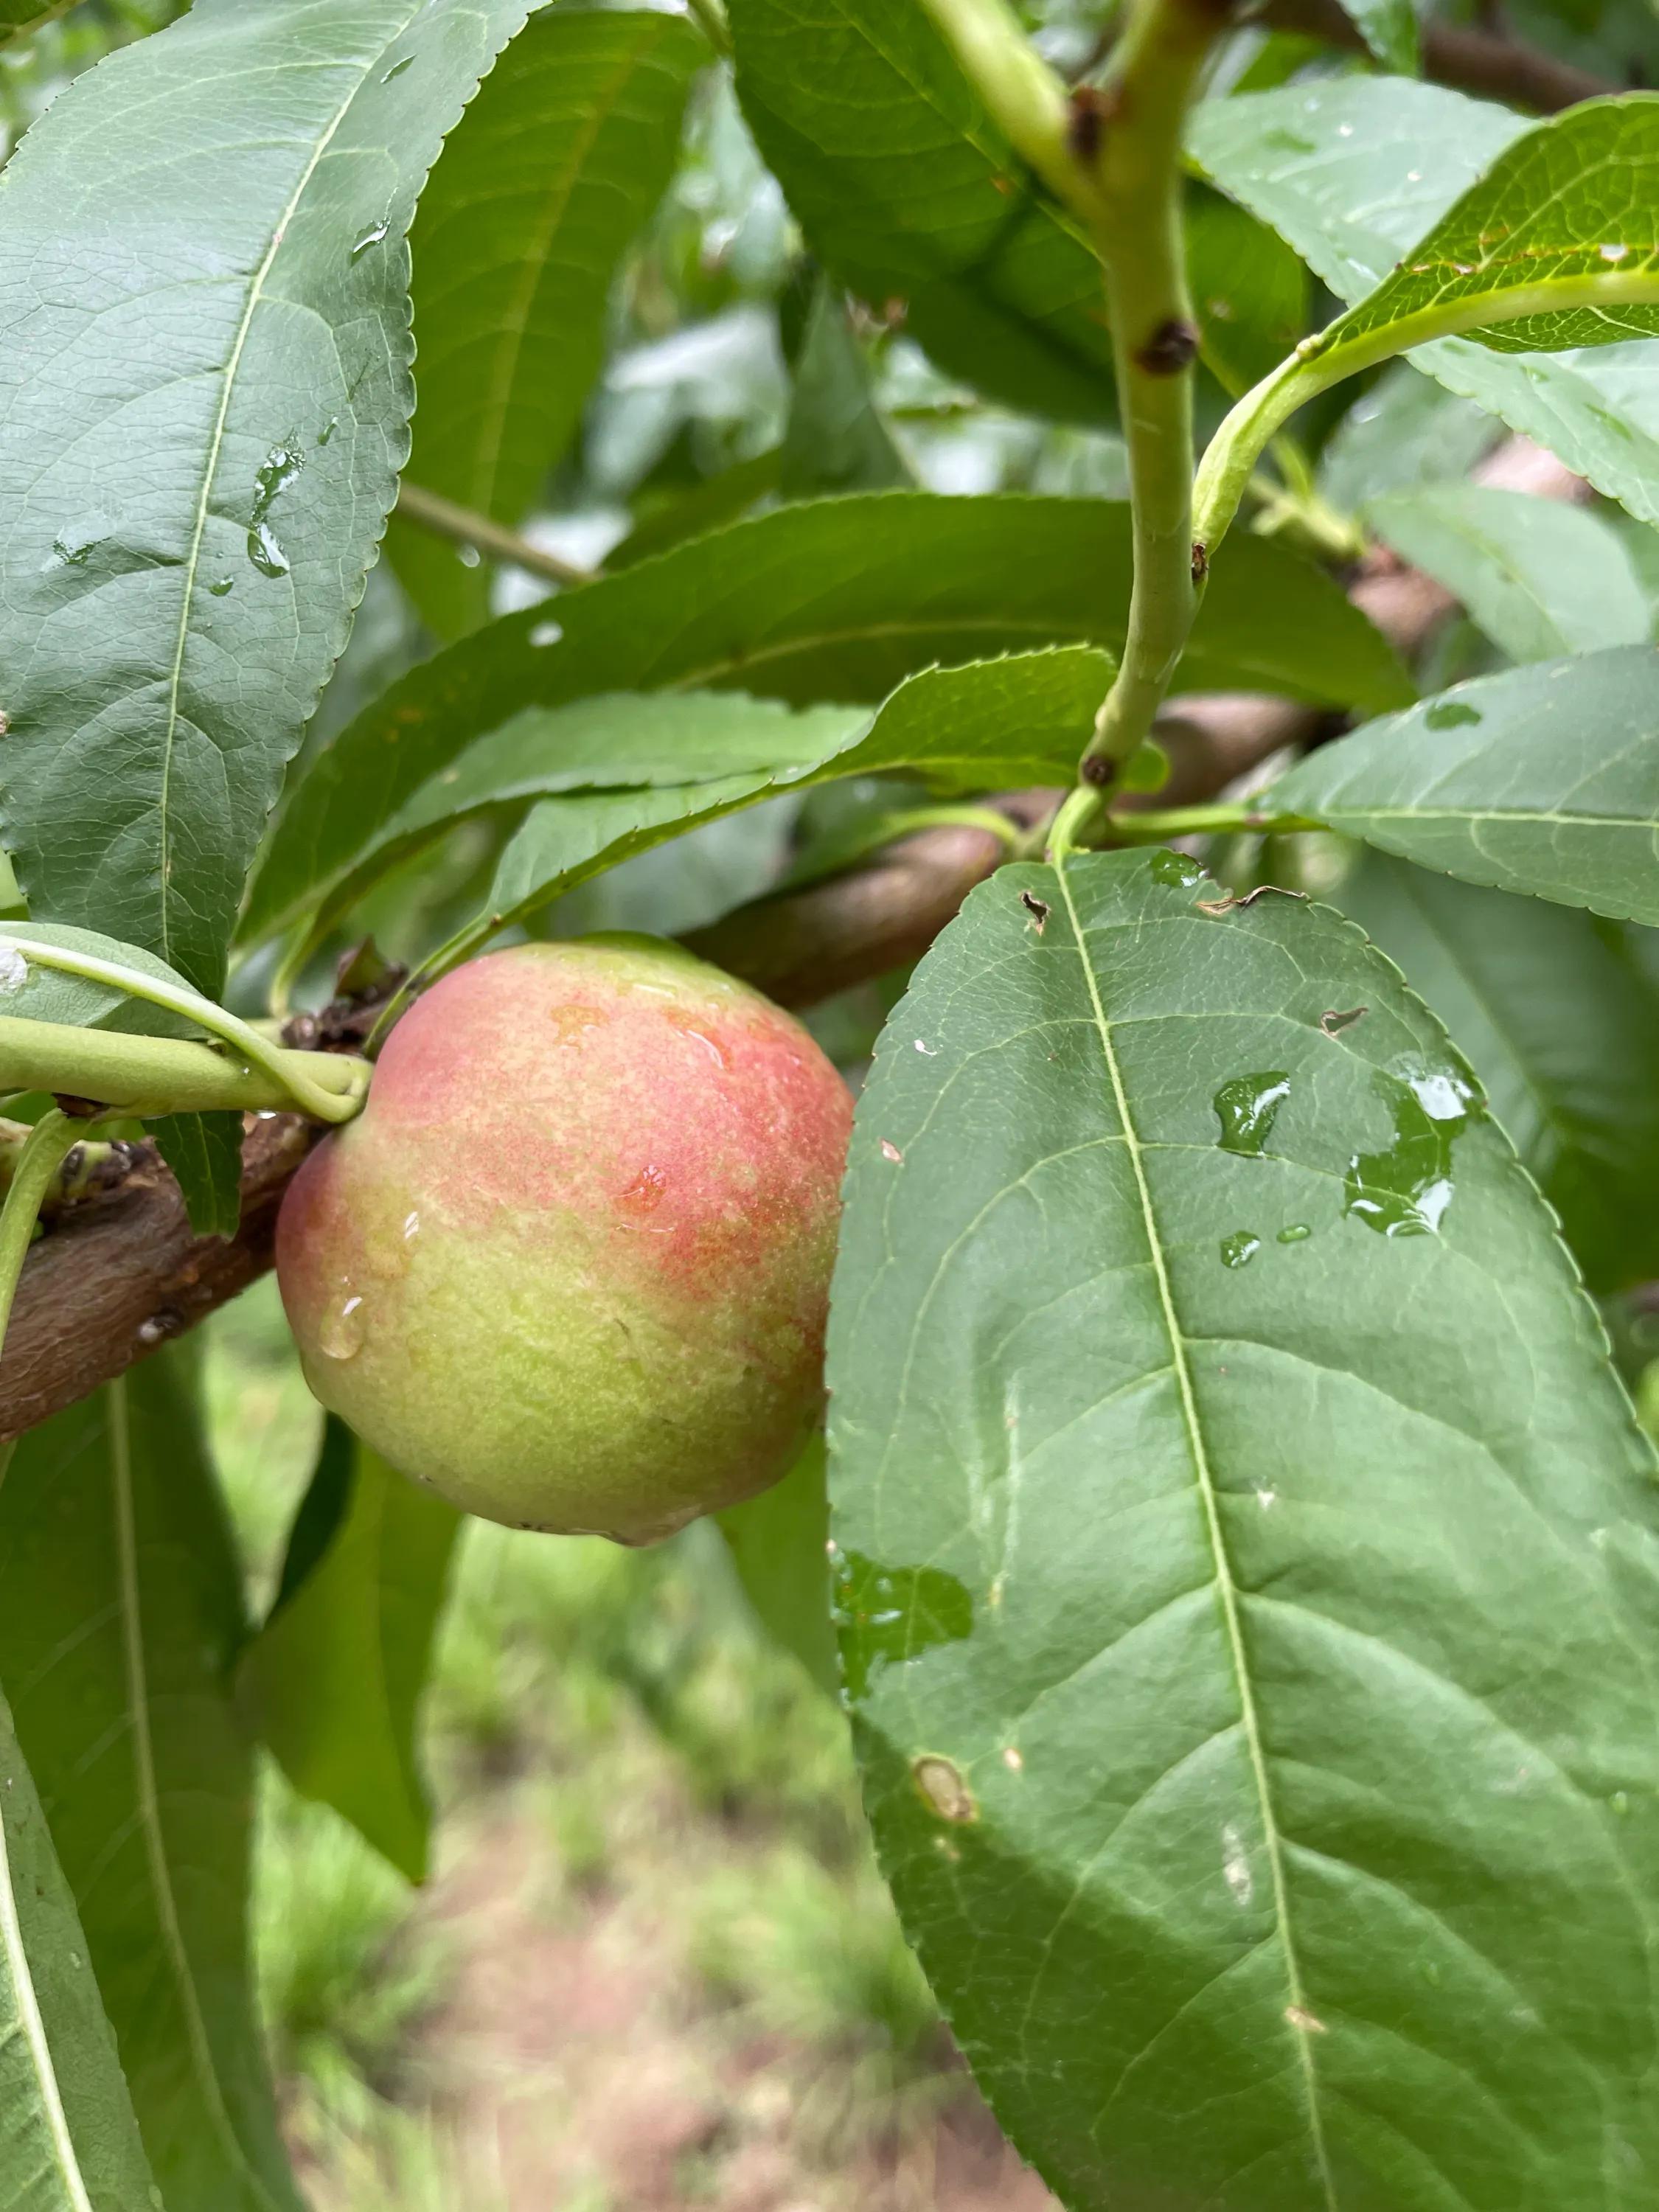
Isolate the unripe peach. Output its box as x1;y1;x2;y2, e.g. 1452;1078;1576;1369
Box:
275;936;851;1543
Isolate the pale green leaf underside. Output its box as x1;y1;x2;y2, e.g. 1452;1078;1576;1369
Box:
0;0;531;994
0;1360;301;2212
1274;644;1659;925
725;0;1116;425
244;1433;459;1883
0;924;202;1040
246;493;1408;943
390;2;701;636
827;848;1659;2208
1189;80;1659;525
0;1695;156;2212
1364;484;1651;664
1338;852;1659;1293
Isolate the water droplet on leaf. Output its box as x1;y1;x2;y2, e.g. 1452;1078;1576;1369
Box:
1220;1230;1261;1269
383;55;414;80
830;1547;973;1700
458;543;482;568
529;619;563;647
0;946;28;995
248;437;303;577
1425;699;1481;731
208;577;234;597
1276;1222;1311;1245
1214;1071;1290;1156
350;217;391;260
1343;1061;1478;1237
317;417;338;446
1150;848;1204;888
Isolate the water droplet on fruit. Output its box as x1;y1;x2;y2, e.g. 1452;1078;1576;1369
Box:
618;1164;668;1214
403;1210;420;1241
318;1290;366;1360
529;619;563;647
1425;699;1481;731
1220;1230;1261;1269
1343;1060;1478;1237
1277;1222;1311;1245
1150;849;1204;888
351;217;391;260
549;1002;606;1045
1214;1071;1290;1156
913;1755;976;1823
669;1016;726;1068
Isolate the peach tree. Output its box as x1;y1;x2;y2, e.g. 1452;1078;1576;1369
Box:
0;0;1658;2206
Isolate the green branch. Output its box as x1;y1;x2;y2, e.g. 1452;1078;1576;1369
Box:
0;1110;81;1362
1194;270;1659;559
0;930;370;1121
921;0;1230;845
0;1019;367;1122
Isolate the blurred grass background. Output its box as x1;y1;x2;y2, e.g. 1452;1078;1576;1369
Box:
204;1279;1049;2212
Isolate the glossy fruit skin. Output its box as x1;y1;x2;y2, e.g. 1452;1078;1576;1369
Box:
276;936;852;1543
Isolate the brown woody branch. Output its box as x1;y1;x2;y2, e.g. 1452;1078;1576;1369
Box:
0;442;1586;1437
1258;0;1615;111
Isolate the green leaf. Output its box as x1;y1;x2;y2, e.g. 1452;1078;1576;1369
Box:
606;448;782;571
1339;852;1659;1291
781;276;912;497
1337;0;1419;72
717;1435;837;1697
1274;644;1659;925
1317;365;1500;515
388;2;703;637
1312;95;1659;363
1190;80;1659;525
0;0;535;995
1365;485;1652;662
724;0;1116;425
245;493;1409;944
397;647;1103;973
0;0;74;45
149;1113;244;1241
294;692;866;956
1187;184;1310;398
0;925;204;1040
0;1355;302;2212
0;1693;159;2212
242;1421;460;1885
828;846;1659;2208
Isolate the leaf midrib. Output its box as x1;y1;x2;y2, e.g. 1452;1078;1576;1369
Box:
158;5;424;976
110;1376;285;2212
0;1779;97;2212
1048;858;1339;2210
466;22;660;515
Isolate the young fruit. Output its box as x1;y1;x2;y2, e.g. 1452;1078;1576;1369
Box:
275;936;852;1543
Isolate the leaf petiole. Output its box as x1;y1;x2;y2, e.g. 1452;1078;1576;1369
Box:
0;931;369;1123
0;1110;83;1366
